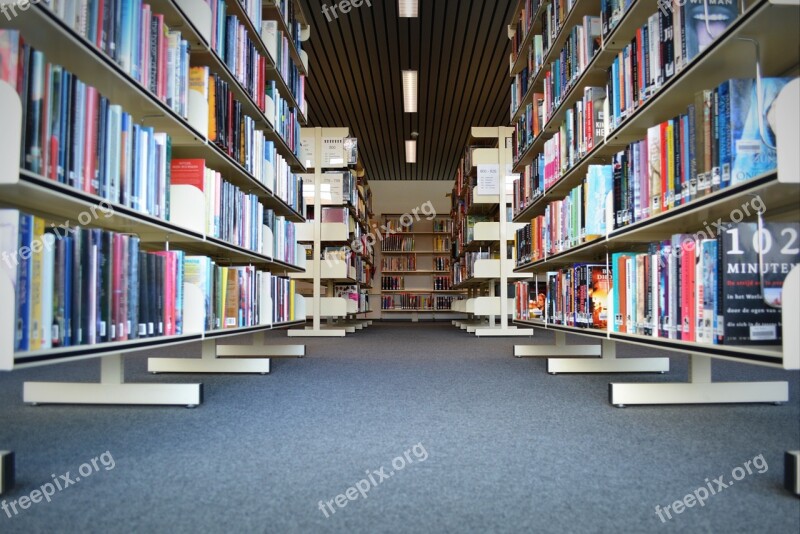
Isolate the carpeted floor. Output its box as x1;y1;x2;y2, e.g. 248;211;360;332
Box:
0;322;798;533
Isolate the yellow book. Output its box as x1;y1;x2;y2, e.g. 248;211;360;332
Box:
666;120;675;211
29;217;45;351
207;74;216;142
289;280;296;321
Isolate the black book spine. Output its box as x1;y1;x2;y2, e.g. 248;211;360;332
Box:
71;228;84;345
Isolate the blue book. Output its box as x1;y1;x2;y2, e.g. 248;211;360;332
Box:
717;80;731;188
131;122;142;211
728;77;791;184
118;0;133;74
14;214;32;352
683;0;738;65
174;250;185;335
128;236;140;340
681;114;691;203
131;0;142;81
72;80;86;191
146;126;156;215
700;238;718;344
585;164;613;236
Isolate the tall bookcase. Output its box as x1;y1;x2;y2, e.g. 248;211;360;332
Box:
507;0;800;406
288;127;374;337
449;127;534;336
377;214;465;320
0;0;313;491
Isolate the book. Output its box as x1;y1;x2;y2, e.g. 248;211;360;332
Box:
717;222;800;344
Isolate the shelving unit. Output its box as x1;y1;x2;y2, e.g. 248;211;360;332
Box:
0;0;312;396
450;127;534;336
377;214;465;320
507;0;800;406
288;127;373;337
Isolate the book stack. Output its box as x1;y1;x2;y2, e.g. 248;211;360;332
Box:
0;208;297;351
270;275;297;324
381;235;415;252
264;210;299;266
262;21;307;116
514;280;548;321
266;80;301;153
545;264;612;328
381;256;416;272
541;0;578;54
435;296;463;311
381;276;404;291
512;93;544;161
47;1;190;118
604;2;740;133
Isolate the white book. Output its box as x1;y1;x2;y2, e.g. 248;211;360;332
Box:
40;232;55;349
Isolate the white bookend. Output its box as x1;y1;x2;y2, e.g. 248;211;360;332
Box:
169;184;206;234
0;210;20;371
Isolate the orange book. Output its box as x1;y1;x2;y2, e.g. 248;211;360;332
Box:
208;74;216;142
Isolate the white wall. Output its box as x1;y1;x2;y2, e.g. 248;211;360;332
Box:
369;180;452;218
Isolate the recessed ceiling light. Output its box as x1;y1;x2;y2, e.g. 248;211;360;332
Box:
399;0;418;18
402;70;417;113
405;140;417;163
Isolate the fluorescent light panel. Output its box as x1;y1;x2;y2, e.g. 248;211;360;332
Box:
399;0;418;17
405;140;417;163
402;70;417;113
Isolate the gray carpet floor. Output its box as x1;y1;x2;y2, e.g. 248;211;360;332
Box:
0;322;798;533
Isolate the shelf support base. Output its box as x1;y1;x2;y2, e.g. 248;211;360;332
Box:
475;326;534;337
24;355;202;407
288;328;347;338
609;354;788;407
515;331;602;357
0;451;13;496
148;339;273;374
547;339;670;374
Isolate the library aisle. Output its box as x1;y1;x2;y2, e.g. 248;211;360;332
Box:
0;323;797;533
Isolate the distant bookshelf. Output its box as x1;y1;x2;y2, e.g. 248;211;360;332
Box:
377;214;465;316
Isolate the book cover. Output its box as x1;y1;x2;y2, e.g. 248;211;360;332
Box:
717;222;799;344
699;238;717;344
169;158;207;234
683;0;737;64
728;77;791;185
588;264;611;329
584;164;613;237
28;217;45;351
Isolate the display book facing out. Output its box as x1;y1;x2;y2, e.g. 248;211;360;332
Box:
0;0;312;371
508;0;800;367
378;214;466;313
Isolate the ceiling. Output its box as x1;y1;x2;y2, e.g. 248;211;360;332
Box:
300;0;515;180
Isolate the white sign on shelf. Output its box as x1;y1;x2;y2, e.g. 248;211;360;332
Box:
322;137;345;167
477;164;500;195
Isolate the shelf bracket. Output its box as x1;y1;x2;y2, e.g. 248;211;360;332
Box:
609;354;789;407
515;331;602;357
148;338;276;374
547;339;670;374
0;450;14;496
24;354;203;407
785;451;800;496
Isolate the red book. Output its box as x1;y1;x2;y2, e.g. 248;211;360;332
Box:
83;86;98;194
680;238;696;341
96;0;105;47
169;158;206;233
153;251;175;335
170;158;205;188
615;254;628;334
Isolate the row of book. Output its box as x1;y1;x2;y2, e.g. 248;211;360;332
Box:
381;217;414;233
516;222;798;345
605;1;739;132
452;250;492;286
381;294;433;311
381;236;416;252
381;256;416;272
540;0;579;57
433;256;451;272
262;20;306;115
432;219;452;233
1;210;299;353
270;0;305;54
264;210;299;266
512;73;789;222
453;215;493;257
433;276;453;291
432;236;452;252
210;0;263;56
515;164;611;265
46;0;191;118
266;80;301;152
381;276;404;291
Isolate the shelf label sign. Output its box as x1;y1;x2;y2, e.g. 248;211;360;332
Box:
477;164;500;195
322;138;345;166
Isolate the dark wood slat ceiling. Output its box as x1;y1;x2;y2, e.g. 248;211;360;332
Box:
300;0;514;180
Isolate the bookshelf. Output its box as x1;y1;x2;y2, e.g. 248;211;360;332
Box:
288;127;373;337
507;0;800;406
0;0;313;414
377;214;466;320
449;127;534;336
